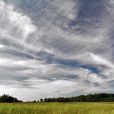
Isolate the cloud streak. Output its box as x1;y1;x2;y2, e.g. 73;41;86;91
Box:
0;0;114;100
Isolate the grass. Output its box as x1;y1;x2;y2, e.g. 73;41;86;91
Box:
0;102;114;114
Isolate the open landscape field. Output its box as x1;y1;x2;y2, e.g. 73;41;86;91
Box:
0;102;114;114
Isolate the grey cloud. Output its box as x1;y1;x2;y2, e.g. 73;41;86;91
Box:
0;0;114;100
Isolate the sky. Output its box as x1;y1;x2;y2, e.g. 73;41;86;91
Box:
0;0;114;101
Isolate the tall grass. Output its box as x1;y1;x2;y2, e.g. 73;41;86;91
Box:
0;102;114;114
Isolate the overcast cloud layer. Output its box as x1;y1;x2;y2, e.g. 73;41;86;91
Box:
0;0;114;100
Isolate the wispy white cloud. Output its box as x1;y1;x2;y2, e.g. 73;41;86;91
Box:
0;0;114;100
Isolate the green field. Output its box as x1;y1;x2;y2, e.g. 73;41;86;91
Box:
0;102;114;114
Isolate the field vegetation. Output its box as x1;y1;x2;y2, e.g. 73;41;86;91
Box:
0;102;114;114
0;94;114;114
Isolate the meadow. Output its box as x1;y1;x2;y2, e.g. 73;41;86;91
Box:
0;102;114;114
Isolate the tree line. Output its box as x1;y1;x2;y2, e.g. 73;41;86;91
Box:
40;93;114;102
0;94;22;103
1;93;114;103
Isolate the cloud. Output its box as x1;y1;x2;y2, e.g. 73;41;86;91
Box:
0;0;114;100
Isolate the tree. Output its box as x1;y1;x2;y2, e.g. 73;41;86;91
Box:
0;94;21;103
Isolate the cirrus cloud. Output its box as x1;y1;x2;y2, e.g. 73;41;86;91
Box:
0;0;114;100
